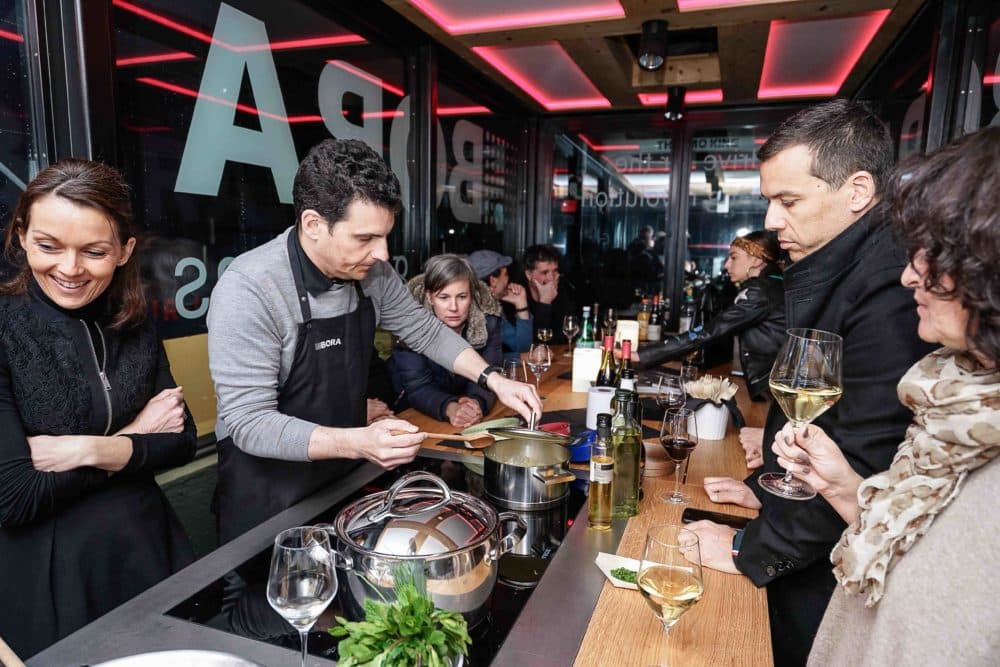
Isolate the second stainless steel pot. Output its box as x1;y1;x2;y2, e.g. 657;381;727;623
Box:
483;428;576;510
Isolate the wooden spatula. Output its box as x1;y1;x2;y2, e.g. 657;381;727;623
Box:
394;430;496;449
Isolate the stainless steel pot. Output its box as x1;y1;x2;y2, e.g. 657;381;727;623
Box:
326;472;526;626
483;427;576;510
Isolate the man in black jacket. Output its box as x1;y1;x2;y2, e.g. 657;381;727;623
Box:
684;100;935;666
522;244;574;344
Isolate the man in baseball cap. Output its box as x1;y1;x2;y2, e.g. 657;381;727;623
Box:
467;250;532;362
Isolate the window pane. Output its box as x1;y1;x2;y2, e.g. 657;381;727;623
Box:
112;0;411;338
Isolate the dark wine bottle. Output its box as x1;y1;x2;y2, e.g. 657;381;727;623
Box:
595;335;617;387
614;339;633;386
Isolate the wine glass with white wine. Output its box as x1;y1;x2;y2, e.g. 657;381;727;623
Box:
267;526;338;667
527;343;551;394
759;328;843;501
638;524;704;666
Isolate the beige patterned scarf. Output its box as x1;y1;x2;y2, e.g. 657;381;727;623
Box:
831;348;1000;607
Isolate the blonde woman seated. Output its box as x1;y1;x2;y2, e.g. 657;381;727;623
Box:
390;254;503;429
771;126;1000;666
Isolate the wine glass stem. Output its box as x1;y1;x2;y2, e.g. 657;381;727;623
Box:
658;623;673;667
781;422;804;483
299;629;308;667
673;462;682;499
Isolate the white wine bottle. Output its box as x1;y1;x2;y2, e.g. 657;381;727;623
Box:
588;414;614;530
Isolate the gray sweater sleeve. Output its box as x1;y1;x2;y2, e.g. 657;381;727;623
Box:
366;263;471;368
207;266;316;461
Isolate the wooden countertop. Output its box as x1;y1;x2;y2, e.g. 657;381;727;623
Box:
400;345;773;667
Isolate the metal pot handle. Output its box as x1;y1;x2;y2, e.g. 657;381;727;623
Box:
488;511;527;563
311;523;354;569
365;471;453;522
532;466;577;486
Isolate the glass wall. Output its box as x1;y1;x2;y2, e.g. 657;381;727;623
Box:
0;0;45;242
548;116;673;311
430;77;526;260
112;0;413;338
976;4;999;128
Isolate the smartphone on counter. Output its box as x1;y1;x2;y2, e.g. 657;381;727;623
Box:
681;507;751;530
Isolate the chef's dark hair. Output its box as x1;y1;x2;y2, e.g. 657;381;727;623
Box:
293;138;401;231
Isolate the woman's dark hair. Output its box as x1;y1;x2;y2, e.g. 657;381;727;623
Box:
423;254;479;307
2;159;145;329
758;99;894;196
293;138;401;230
887;125;1000;363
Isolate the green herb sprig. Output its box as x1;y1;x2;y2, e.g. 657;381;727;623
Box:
610;566;637;584
330;570;471;667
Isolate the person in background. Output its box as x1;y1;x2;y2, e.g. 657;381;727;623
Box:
634;230;785;402
0;160;197;658
685;99;935;666
772;125;1000;667
390;254;502;428
523;244;574;344
207;139;540;545
627;224;663;292
468;249;532;363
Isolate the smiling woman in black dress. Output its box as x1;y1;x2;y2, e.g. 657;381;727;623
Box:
0;160;197;658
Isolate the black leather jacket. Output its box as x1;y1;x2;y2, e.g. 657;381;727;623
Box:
636;263;785;398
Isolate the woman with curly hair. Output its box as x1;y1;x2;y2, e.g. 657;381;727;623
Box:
770;125;1000;666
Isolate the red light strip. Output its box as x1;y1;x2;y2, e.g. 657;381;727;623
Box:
578;134;640;151
326;60;405;97
0;28;25;43
113;0;365;52
676;0;766;10
472;44;610;111
407;0;624;34
637;88;724;105
136;77;400;123
116;51;197;66
438;105;492;116
757;10;890;99
985;74;999;85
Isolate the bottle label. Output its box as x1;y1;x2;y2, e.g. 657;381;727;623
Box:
590;461;614;484
678;316;691;333
647;323;662;342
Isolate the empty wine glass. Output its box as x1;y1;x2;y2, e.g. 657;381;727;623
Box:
537;328;554;343
527;343;551;393
679;363;698;391
602;307;617;339
654;373;686;413
759;328;843;501
638;524;704;667
659;408;697;504
562;315;579;356
267;526;337;667
503;358;527;382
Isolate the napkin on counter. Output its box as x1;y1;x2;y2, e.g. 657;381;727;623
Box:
595;552;640;590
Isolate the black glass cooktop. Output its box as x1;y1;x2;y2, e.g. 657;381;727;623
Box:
166;457;587;665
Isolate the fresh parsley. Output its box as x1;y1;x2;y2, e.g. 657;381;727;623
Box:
329;570;471;667
610;566;637;583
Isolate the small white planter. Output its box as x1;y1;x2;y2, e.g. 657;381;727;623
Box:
688;402;729;440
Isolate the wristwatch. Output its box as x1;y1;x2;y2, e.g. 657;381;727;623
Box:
477;365;503;389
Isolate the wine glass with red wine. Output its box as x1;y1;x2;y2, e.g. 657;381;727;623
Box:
659;408;697;504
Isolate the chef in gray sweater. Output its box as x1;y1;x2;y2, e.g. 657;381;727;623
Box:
207;139;542;543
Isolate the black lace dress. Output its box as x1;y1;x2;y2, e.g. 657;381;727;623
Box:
0;283;197;658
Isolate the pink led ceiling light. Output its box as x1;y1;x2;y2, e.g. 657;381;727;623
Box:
677;0;777;9
473;43;609;111
407;0;624;34
757;10;890;99
637;89;724;105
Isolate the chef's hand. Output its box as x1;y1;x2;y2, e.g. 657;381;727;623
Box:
355;419;426;469
366;398;393;424
117;387;186;435
487;374;543;424
740;427;764;470
446;397;483;429
773;423;862;504
703;476;761;510
683;520;740;574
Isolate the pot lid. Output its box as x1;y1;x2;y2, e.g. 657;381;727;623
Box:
487;427;572;444
335;472;497;558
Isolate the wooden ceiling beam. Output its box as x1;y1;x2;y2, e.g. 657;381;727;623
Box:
632;53;721;88
561;37;638;107
716;22;769;103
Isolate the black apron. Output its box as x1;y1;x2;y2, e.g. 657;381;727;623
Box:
216;233;373;544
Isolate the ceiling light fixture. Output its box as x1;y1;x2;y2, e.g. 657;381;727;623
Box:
637;20;668;71
664;86;686;121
